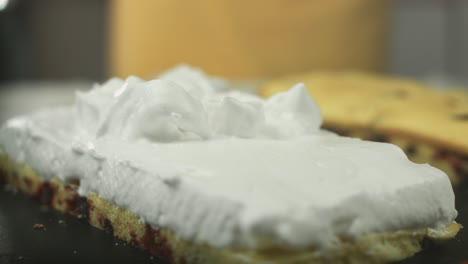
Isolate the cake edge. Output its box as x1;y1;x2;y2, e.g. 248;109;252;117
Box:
0;153;461;264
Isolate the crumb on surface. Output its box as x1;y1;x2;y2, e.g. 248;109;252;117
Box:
32;223;45;230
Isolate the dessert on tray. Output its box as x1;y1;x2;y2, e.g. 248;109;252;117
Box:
0;66;460;263
260;72;468;185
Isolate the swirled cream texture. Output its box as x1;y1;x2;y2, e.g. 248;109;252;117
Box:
75;66;322;142
0;66;457;251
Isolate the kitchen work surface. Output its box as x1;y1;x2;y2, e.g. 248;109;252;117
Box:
0;187;167;264
0;183;466;264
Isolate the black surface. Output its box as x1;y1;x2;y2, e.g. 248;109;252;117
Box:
0;187;166;264
0;185;467;264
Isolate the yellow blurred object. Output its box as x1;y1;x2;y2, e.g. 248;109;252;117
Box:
259;72;468;183
110;0;387;79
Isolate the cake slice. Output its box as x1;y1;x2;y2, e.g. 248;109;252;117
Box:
0;66;460;263
259;72;468;185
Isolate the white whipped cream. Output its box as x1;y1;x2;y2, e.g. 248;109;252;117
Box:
0;66;457;251
75;65;322;142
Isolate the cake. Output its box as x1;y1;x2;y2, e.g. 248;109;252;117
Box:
0;66;460;263
259;72;468;185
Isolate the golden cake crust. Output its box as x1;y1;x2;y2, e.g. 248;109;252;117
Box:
259;72;468;183
259;72;468;154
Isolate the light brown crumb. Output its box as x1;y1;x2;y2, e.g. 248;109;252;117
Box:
33;223;45;230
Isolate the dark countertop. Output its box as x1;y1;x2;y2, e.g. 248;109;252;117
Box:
0;184;467;264
0;187;166;264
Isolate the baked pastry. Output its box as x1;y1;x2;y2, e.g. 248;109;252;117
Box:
0;66;460;263
259;72;468;185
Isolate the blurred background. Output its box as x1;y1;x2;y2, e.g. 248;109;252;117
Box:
0;0;467;120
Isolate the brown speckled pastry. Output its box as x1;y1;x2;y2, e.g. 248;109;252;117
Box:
0;154;461;264
260;72;468;184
